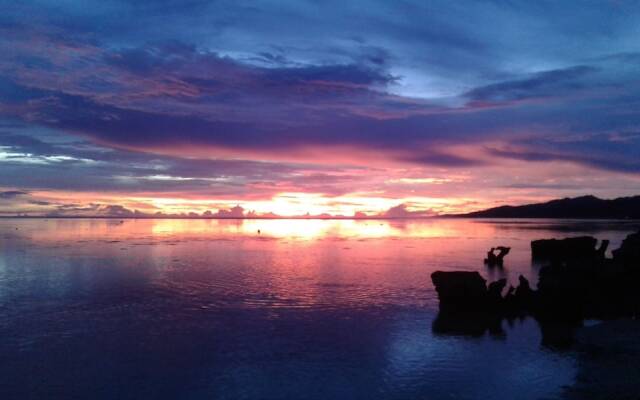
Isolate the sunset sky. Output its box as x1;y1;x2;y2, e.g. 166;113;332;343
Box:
1;1;640;217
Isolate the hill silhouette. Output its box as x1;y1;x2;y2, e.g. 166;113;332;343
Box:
456;195;640;219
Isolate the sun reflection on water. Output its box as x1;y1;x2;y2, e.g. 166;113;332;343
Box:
2;217;497;243
145;218;472;240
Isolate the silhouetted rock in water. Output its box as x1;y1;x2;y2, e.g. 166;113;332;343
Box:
505;276;535;314
514;276;531;298
485;247;496;264
536;233;640;319
487;278;507;305
430;271;487;310
531;236;608;265
432;230;640;346
612;230;640;266
596;239;610;261
431;271;532;313
431;271;585;346
484;246;510;267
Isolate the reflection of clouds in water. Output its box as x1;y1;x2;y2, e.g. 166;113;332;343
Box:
14;218;498;242
385;316;449;376
4;218;640;294
2;218;616;399
0;254;8;303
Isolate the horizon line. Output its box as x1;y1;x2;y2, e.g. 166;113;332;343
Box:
0;215;445;220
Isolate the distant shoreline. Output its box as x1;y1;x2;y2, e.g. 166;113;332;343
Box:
0;215;437;220
450;195;640;219
5;195;638;220
1;216;639;221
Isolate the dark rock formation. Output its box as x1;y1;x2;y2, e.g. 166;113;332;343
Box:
432;230;640;347
535;232;640;320
531;236;602;263
487;278;507;304
509;275;535;313
430;271;487;311
484;246;510;267
431;271;534;313
612;231;640;266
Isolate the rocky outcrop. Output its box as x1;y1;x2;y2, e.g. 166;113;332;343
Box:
535;231;640;319
430;271;487;310
612;231;640;266
430;271;534;313
531;236;609;265
432;231;640;346
487;278;507;305
484;246;510;267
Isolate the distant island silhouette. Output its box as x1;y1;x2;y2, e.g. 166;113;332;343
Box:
453;195;640;219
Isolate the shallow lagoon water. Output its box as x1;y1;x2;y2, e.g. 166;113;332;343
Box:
1;218;639;399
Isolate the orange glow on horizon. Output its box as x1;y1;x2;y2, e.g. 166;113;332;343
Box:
4;158;631;219
5;189;494;217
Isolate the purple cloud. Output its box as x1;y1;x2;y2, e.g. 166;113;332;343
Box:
0;190;27;199
0;0;640;214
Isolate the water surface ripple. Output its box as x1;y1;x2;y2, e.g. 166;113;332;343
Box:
1;218;638;399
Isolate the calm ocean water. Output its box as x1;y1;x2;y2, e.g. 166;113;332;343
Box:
1;218;639;399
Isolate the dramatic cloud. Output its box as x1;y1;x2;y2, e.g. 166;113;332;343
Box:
381;204;434;219
0;1;639;215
